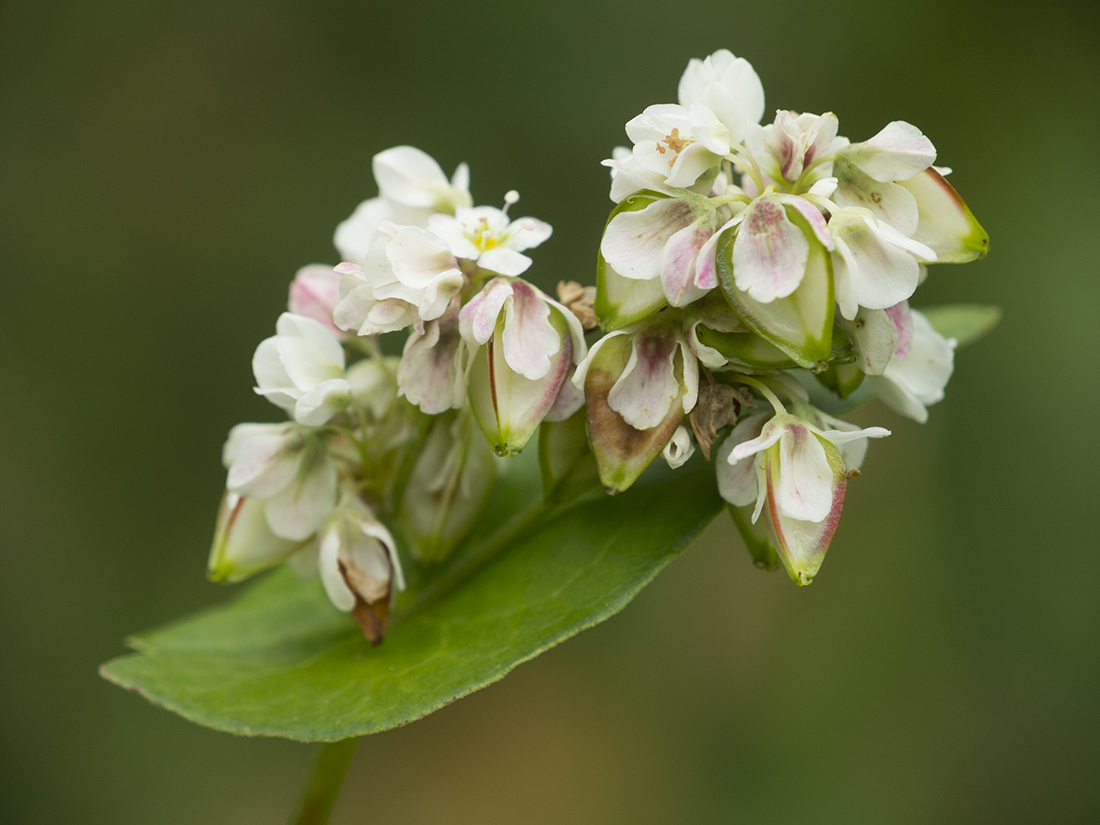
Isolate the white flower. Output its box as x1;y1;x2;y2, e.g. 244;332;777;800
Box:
829;207;937;320
677;49;765;144
333;146;472;263
718;403;889;584
252;313;353;426
599;192;723;308
428;197;552;277
625;103;732;189
871;308;955;423
746;110;842;187
662;424;696;469
333;222;465;335
318;489;405;644
460;278;586;455
397;299;467;415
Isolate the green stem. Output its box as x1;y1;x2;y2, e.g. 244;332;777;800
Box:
289;739;359;825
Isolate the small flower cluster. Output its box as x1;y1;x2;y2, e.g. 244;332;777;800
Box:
208;49;989;641
581;49;987;583
209;147;588;641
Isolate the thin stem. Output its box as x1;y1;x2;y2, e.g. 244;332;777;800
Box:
289;738;358;825
730;375;786;415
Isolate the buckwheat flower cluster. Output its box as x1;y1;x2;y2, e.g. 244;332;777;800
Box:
207;49;990;646
208;147;589;641
582;49;987;583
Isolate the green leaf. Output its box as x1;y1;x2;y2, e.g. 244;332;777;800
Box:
100;449;722;741
921;304;1002;348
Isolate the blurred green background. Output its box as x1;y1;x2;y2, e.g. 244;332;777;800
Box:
2;0;1098;821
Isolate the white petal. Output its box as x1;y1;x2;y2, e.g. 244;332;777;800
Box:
843;121;936;183
264;451;338;541
294;377;352;426
732;197;810;302
601;198;693;282
478;245;532;277
223;422;302;497
459;278;512;346
716;413;768;507
373;146;450;208
608;329;681;430
773;425;834;523
662;425;695;469
501;281;561;380
318;528;356;611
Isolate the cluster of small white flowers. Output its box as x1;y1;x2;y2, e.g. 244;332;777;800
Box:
208;49;990;639
209;148;588;640
579;49;988;584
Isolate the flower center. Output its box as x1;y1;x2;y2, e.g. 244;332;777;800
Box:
656;128;695;167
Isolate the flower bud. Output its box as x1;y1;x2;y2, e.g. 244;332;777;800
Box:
460;278;586;456
252;313;352;426
399;411;497;564
207;492;303;583
573;315;698;492
318;491;405;645
288;264;343;334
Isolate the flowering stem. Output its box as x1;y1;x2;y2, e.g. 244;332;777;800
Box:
730;375;786;414
289;738;358;825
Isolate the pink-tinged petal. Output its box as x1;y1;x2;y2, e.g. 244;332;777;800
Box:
799;111;839;168
779;195;833;250
885;301;913;357
601;197;694;282
871;310;955;423
732;197;810;302
661;218;716;306
478;245;532;277
716;413;768;507
459;278;513;346
730;419;783;462
608;328;681;430
373;146;450;208
843;121;936;183
289;265;343;334
501;281;562;380
898;168;990;263
398;312;467;415
771;424;834;523
581;332;686;493
544;363;585;422
765;110;804;182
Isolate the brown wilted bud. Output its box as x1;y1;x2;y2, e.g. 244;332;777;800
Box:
556;281;598;330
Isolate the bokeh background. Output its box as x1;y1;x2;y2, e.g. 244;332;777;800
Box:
2;0;1098;822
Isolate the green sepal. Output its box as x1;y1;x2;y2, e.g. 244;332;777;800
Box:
727;504;780;572
717;229;835;370
899;168;989;263
696;321;853;371
596;191;669;331
538;410;601;505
